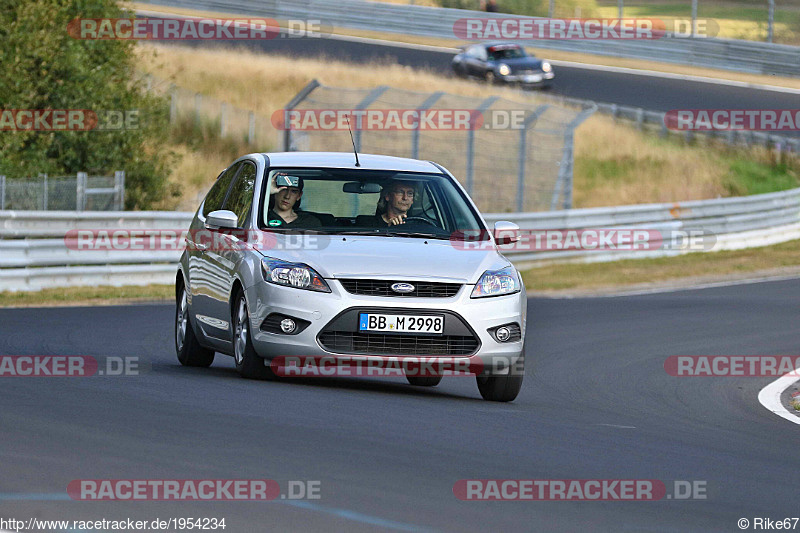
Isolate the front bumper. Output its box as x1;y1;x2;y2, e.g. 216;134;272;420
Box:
245;278;526;368
500;71;555;85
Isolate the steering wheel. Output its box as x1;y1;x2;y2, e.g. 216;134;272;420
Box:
403;216;438;227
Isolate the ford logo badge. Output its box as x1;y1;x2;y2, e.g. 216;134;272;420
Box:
391;282;415;294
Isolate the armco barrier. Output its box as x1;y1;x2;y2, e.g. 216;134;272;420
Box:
142;0;800;78
1;185;800;291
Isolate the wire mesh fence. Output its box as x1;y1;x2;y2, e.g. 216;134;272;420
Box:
283;82;594;212
0;172;125;211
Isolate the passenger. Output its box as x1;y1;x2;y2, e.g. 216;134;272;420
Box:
359;180;416;227
266;173;321;228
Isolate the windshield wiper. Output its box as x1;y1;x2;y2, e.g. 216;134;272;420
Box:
387;231;450;240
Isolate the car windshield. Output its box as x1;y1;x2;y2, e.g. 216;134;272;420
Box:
259;168;488;240
487;46;525;60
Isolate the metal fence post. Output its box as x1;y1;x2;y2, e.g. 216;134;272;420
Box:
282;79;321;151
551;105;596;210
411;91;443;159
353;86;390;152
465;96;499;196
691;0;698;37
42;174;48;210
77;172;87;211
549;0;554;18
0;175;5;210
516;105;549;212
618;0;623;20
220;102;227;138
767;0;774;43
115;171;125;210
248;111;255;145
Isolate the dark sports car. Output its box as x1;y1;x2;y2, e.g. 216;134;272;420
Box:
452;43;554;88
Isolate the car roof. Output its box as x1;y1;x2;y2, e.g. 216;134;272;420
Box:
260;152;442;173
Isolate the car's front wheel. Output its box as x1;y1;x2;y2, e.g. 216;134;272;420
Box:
476;352;524;402
175;284;215;367
232;290;276;380
484;71;497;84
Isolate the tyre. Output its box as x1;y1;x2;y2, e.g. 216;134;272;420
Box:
232;290;276;380
175;284;215;367
476;351;524;402
485;71;497;85
406;375;443;387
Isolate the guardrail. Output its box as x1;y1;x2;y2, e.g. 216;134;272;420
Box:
144;0;800;78
2;185;800;291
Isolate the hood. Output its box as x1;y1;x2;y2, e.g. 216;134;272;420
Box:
492;57;544;71
257;234;510;284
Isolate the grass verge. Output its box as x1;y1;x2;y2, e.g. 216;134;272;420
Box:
0;285;174;308
520;238;800;293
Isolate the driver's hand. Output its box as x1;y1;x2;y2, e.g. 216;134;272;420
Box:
270;175;287;195
386;214;406;226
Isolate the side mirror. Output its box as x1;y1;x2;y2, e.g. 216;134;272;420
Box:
494;221;521;245
205;210;238;230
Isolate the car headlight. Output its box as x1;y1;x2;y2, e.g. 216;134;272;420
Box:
498;63;511;76
541;61;552;73
261;257;331;293
471;266;520;298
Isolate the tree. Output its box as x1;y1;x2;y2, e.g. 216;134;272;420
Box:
0;0;176;209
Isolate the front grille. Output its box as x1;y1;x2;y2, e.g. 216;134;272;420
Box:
318;331;479;356
339;279;462;298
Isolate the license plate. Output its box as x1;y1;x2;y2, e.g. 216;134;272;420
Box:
359;313;444;334
524;74;542;83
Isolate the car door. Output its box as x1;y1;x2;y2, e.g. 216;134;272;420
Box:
466;45;488;77
203;160;258;345
188;161;242;346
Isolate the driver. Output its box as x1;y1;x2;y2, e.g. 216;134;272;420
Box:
358;180;416;227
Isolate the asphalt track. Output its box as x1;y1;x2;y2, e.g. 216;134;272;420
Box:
146;20;800;114
2;278;799;531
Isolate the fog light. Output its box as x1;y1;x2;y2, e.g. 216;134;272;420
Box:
280;318;297;334
495;327;511;342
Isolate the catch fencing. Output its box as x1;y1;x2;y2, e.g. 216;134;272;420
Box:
283;81;595;212
0;172;126;211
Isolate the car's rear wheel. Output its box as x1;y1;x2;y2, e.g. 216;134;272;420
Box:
175;285;215;367
406;375;443;387
476;352;524;402
232;290;276;380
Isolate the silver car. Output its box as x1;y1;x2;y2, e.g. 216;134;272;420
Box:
175;152;527;401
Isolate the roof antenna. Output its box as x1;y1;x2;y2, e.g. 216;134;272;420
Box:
345;114;361;167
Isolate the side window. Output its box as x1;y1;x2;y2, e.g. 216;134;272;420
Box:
476;47;487;61
224;162;256;227
202;163;241;217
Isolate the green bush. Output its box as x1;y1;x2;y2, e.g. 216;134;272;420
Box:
0;0;176;209
439;0;598;17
